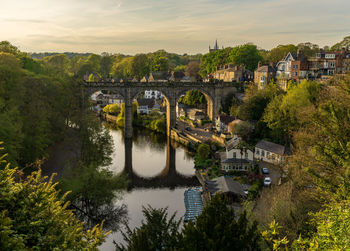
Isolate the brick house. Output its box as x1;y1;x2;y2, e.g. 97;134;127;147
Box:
254;62;276;89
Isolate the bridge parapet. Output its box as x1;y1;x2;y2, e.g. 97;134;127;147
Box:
82;81;237;138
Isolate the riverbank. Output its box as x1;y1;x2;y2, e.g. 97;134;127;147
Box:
41;129;81;181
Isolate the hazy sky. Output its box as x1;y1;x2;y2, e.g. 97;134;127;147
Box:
1;0;349;54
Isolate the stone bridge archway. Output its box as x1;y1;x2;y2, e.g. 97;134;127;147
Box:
83;81;237;138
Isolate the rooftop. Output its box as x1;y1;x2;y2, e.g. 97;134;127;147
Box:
255;140;286;155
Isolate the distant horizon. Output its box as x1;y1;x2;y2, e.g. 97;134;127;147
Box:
14;36;348;57
2;0;349;55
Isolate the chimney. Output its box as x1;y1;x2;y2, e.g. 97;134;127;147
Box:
297;48;302;59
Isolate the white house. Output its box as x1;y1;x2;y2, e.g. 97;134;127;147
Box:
144;90;163;99
136;99;161;114
276;52;297;80
221;136;254;172
254;140;289;164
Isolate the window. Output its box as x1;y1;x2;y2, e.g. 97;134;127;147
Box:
233;152;236;158
261;150;265;157
256;149;260;155
296;65;298;69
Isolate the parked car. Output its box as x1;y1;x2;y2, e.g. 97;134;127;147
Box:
264;177;271;187
262;167;269;174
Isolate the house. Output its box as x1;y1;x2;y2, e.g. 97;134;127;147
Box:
206;176;246;201
221;136;254;171
148;72;169;82
144;90;163;99
169;71;185;81
254;140;289;164
213;64;245;82
276;52;298;79
187;109;206;121
290;50;308;82
216;114;235;133
107;94;123;106
254;62;276;89
137;99;156;114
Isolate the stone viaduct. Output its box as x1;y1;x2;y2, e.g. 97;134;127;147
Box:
83;81;237;138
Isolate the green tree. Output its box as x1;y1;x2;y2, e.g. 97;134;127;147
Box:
229;44;263;71
0;147;106;250
42;54;70;76
267;44;298;63
131;54;150;79
100;55;113;77
116;206;182;251
181;194;262;250
197;143;210;159
178;90;207;107
263;80;322;144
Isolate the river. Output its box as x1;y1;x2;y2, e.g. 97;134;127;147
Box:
100;127;199;250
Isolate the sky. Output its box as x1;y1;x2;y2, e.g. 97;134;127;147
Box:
1;0;349;55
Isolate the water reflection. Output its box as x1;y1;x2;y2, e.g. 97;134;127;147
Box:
100;127;199;250
108;126;196;178
123;136;199;190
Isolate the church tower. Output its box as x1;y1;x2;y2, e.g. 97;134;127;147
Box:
209;39;221;53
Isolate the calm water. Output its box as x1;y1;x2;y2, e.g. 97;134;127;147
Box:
100;127;198;250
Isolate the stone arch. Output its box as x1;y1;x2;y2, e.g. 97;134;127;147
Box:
175;88;215;122
128;88;176;137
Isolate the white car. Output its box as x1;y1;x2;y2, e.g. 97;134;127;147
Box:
262;167;269;174
264;177;271;186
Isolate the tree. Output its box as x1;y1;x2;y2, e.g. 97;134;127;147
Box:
42;54;70;76
230;121;253;139
150;56;169;72
0;146;106;250
115;206;182;251
0;41;22;56
263;80;322;144
185;61;200;79
266;44;298;63
178;90;207;107
197;143;210;159
100;55;113;78
131;54;150;79
262;198;350;250
181;194;262;250
229;44;263;71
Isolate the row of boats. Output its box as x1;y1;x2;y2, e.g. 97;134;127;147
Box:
184;187;203;222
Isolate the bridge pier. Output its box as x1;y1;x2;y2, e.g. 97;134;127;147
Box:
166;97;176;137
125;89;133;138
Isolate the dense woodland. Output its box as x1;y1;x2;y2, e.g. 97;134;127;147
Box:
1;37;350;249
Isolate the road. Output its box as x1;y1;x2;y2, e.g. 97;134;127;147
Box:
258;161;281;186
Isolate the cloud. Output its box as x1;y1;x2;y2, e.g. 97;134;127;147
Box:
1;0;349;53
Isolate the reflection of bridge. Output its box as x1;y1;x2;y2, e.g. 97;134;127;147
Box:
123;137;199;190
83;82;237;138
